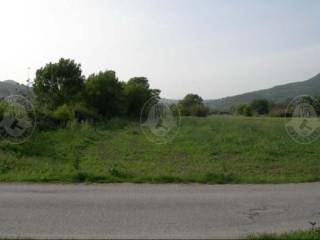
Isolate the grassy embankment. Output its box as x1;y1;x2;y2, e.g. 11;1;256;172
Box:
247;228;320;240
0;116;319;183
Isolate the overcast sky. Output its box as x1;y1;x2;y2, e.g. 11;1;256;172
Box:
0;0;319;99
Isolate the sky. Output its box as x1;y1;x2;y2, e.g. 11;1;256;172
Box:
0;0;319;99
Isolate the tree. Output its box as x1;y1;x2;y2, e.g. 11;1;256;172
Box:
250;99;269;115
85;70;124;118
178;94;209;117
243;105;252;116
313;96;320;115
33;58;84;109
235;104;252;116
124;77;160;118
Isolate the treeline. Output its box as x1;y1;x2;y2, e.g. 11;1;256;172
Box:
0;58;213;133
30;58;160;128
7;57;316;130
233;99;270;116
5;58;210;130
231;96;320;117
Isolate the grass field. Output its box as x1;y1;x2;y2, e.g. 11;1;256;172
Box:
0;116;319;183
247;228;320;240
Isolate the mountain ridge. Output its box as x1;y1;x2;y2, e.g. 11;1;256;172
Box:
0;80;30;98
205;73;320;110
2;74;320;111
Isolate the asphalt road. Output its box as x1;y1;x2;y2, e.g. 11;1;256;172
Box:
0;183;320;239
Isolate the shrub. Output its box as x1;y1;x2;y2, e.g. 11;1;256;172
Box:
169;104;180;117
0;100;8;120
35;108;60;130
269;107;288;117
251;99;270;115
209;109;231;115
190;104;209;117
52;104;74;125
73;103;97;122
235;104;252;116
243;105;253;116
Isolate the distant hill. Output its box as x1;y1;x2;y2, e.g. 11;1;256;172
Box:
205;73;320;110
0;80;31;99
161;98;179;105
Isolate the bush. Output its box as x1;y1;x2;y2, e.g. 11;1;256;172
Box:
243;105;253;116
99;117;131;130
269;108;288;117
235;104;252;116
169;104;180;118
209;109;231;115
251;99;269;115
35;108;60;130
52;104;74;124
73;103;97;122
190;104;209;117
0;100;8;120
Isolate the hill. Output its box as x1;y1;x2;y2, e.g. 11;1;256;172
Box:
205;73;320;110
0;80;30;99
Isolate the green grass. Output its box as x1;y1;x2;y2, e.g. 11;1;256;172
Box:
247;228;320;240
0;116;319;183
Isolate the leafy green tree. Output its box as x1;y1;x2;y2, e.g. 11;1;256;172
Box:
85;70;125;118
292;96;320;116
314;96;320;115
250;99;270;115
178;94;208;117
124;77;160;118
235;104;252;116
33;58;84;109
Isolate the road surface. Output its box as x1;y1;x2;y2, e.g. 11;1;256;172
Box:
0;183;320;239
